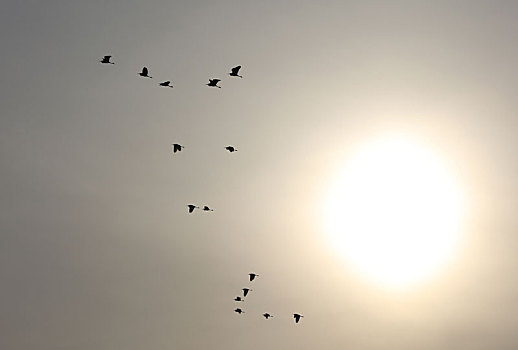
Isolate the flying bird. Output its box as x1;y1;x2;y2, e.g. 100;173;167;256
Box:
234;296;244;302
293;314;304;323
207;79;221;88
263;313;273;319
171;143;184;153
225;146;238;153
242;288;252;297
100;55;114;64
229;65;243;78
202;206;214;212
139;67;152;78
248;273;259;282
187;204;199;213
159;81;173;88
234;308;244;314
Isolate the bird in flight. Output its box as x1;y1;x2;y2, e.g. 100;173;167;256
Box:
139;67;152;78
229;65;243;78
187;204;199;213
293;314;304;323
171;143;184;153
159;81;173;88
225;146;238;153
263;313;273;319
100;55;114;64
202;206;214;212
207;79;221;88
234;308;244;314
248;273;259;281
242;288;252;297
234;296;244;302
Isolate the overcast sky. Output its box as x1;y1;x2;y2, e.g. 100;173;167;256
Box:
1;1;518;349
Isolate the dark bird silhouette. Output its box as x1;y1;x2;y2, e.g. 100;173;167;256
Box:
234;308;244;314
293;314;304;323
263;313;273;319
248;273;259;281
171;143;184;153
229;65;242;78
202;206;214;212
234;296;244;302
225;146;238;153
139;67;152;78
242;288;252;297
100;55;114;64
187;204;199;213
159;81;173;88
207;79;221;88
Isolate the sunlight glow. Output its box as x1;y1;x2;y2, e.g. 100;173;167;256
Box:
323;136;465;288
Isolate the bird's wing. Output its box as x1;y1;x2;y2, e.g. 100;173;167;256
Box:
232;66;241;74
142;67;148;75
104;55;111;60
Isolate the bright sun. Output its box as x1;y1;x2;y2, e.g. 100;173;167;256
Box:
323;136;465;288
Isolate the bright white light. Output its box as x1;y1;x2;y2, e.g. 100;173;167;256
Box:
323;136;465;288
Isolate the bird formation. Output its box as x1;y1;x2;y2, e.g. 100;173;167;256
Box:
100;56;303;325
100;55;242;89
186;204;215;213
170;143;238;155
100;56;240;156
232;273;304;324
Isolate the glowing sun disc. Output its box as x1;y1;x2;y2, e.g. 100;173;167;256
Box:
323;136;465;288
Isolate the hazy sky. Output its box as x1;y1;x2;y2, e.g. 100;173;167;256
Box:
2;1;518;349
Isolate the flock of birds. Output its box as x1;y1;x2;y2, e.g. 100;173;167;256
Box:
100;55;304;324
233;273;304;324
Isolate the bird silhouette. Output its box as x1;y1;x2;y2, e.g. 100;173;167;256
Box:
171;143;184;153
293;314;304;323
187;204;199;213
202;206;214;212
242;288;252;297
139;67;152;78
207;79;221;88
263;313;273;319
234;308;245;314
100;55;114;64
159;81;173;88
248;273;259;281
225;146;238;153
229;65;243;78
234;296;244;302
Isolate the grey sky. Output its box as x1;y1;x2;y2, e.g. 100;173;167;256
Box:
1;1;518;349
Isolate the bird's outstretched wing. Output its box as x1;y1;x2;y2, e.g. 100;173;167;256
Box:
212;79;221;83
231;66;241;74
142;67;148;75
104;55;111;60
